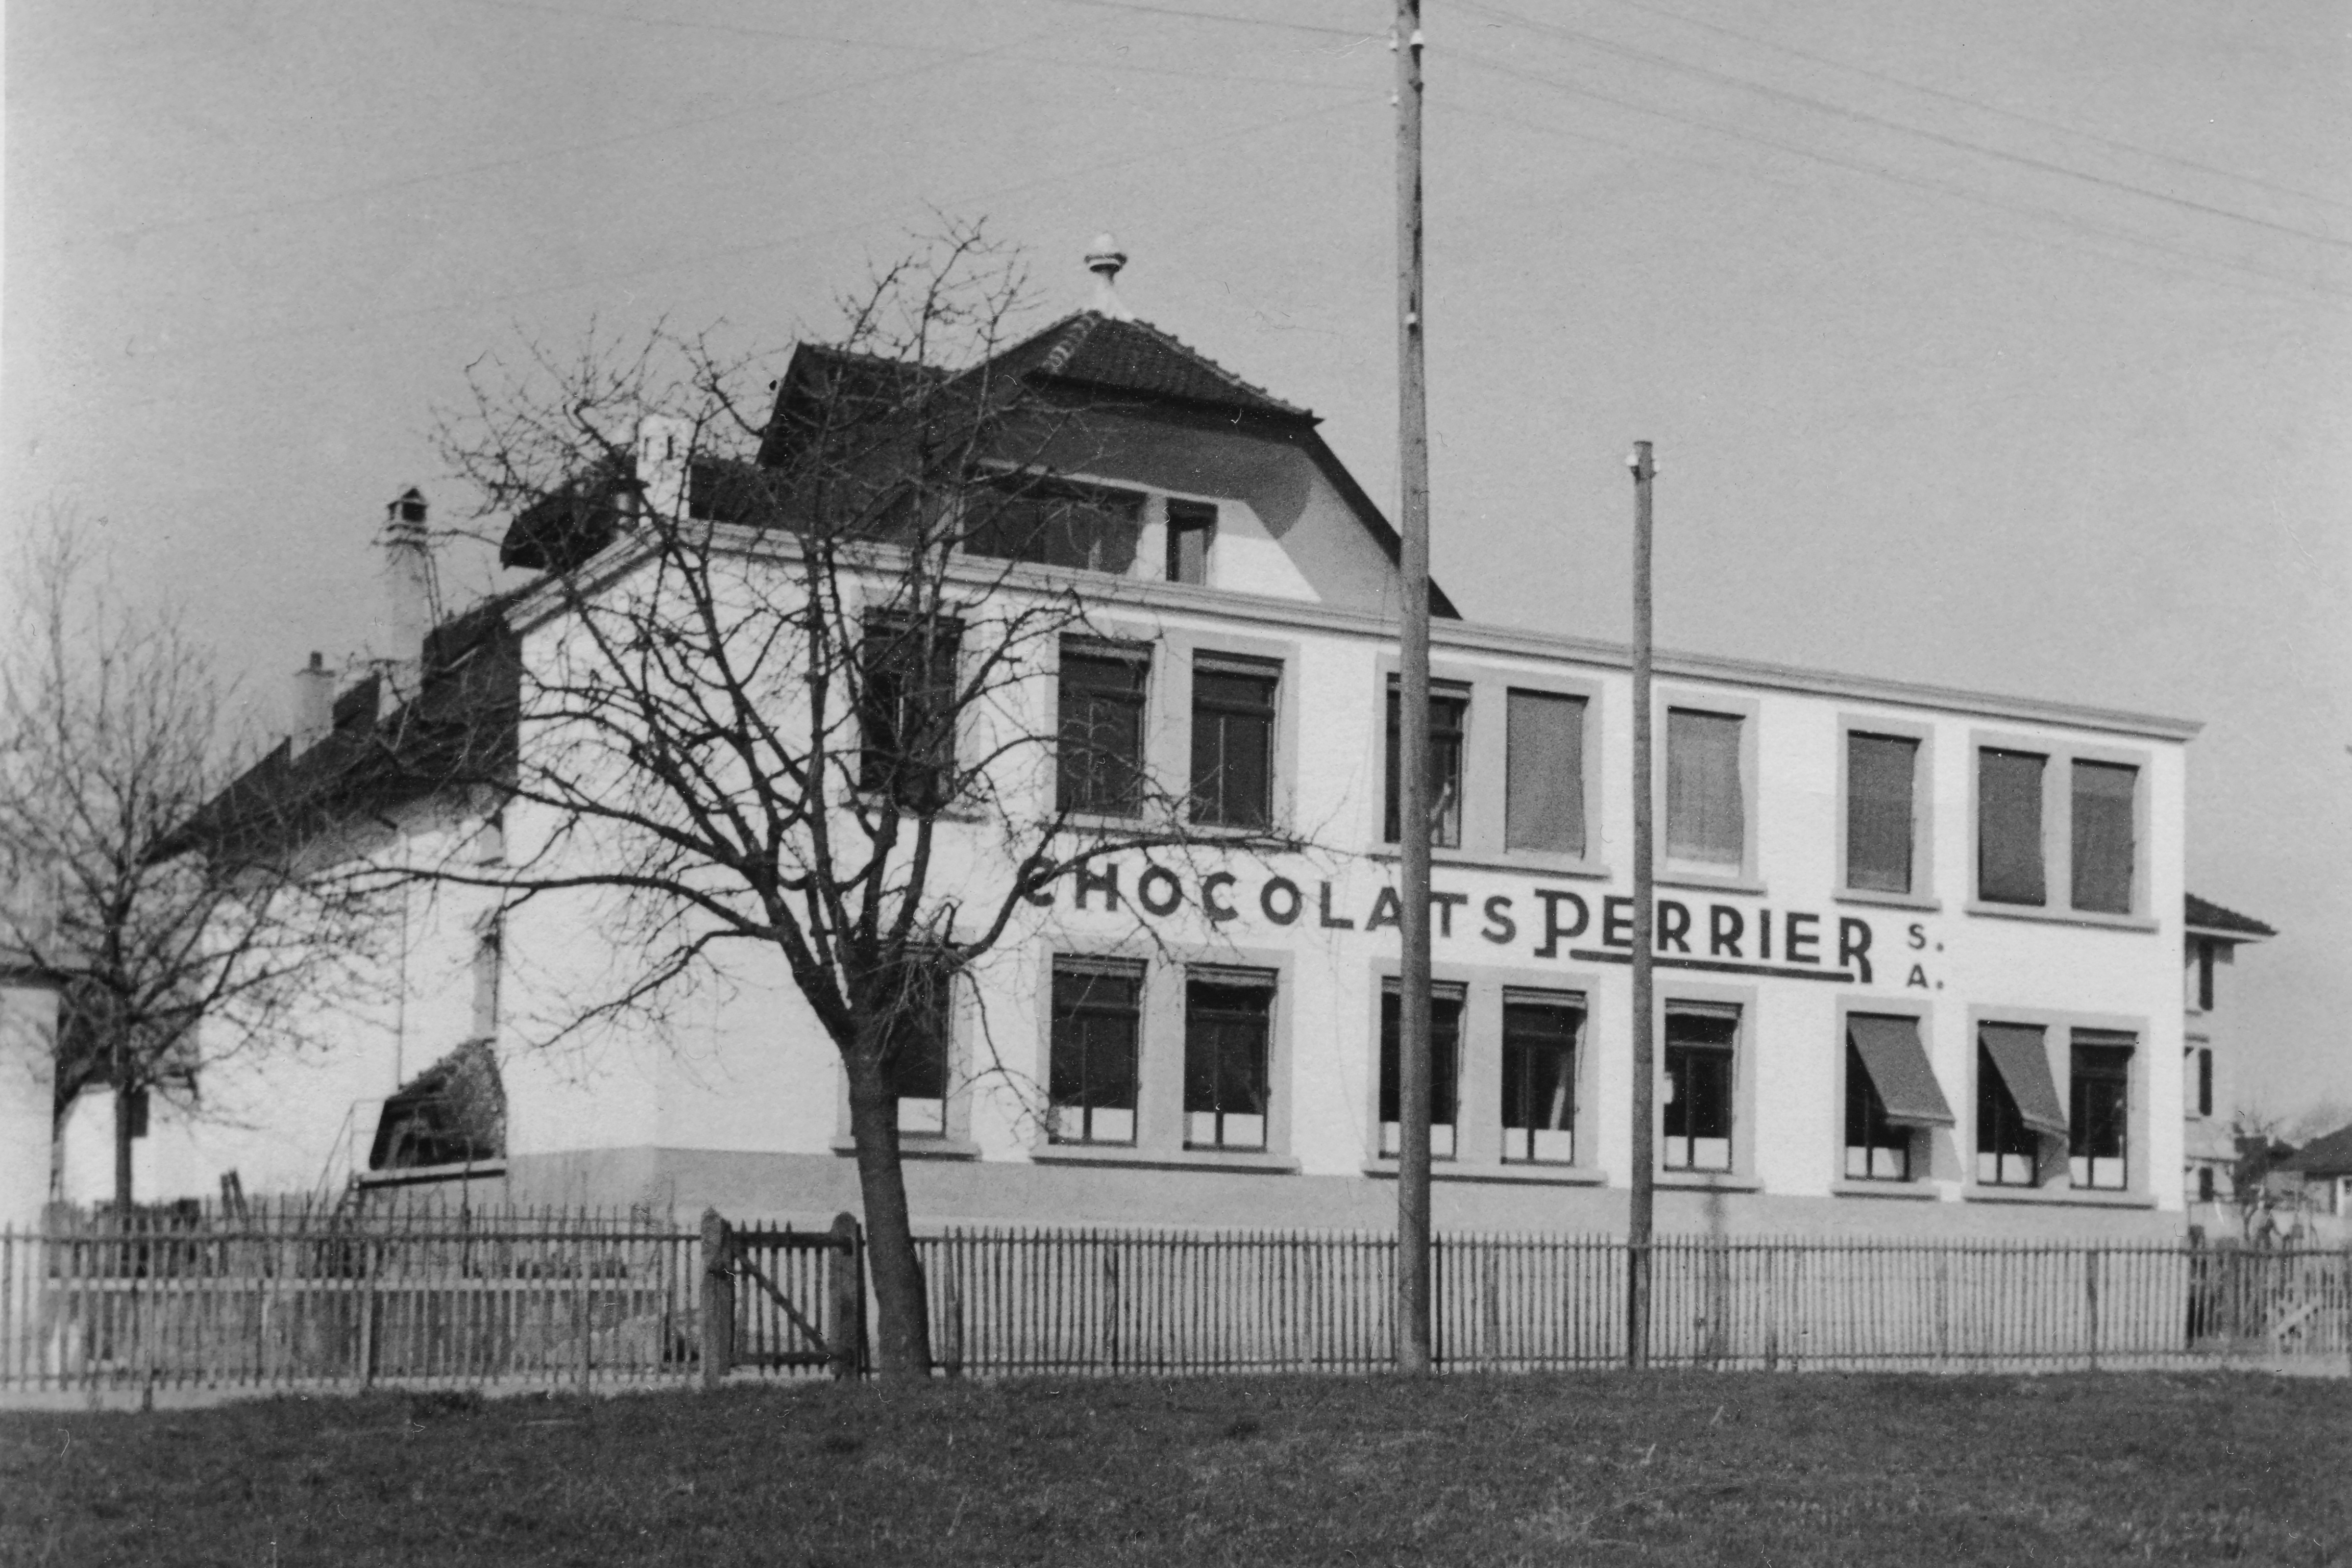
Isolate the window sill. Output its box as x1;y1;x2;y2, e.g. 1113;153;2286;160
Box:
846;791;987;826
355;1160;507;1189
1368;849;1614;882
1656;871;1767;897
1963;1185;2155;1209
1056;809;1150;833
1964;901;2158;934
1654;1171;1763;1193
1832;1179;1941;1200
1361;1159;1609;1187
1029;1144;1301;1175
1835;888;1942;913
830;1135;980;1161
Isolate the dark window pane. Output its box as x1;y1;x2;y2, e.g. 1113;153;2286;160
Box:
1846;733;1917;895
1167;499;1215;585
858;615;961;807
1663;1010;1737;1171
1844;1042;1910;1180
1505;690;1586;856
1383;687;1467;847
2197;1049;2213;1118
965;479;1143;574
1378;990;1462;1132
1978;748;2046;905
1666;710;1743;868
2071;761;2137;914
884;962;954;1135
1049;963;1141;1144
2069;1037;2132;1189
1976;1043;2039;1185
1190;663;1277;827
1056;648;1148;816
1502;1000;1580;1163
1184;978;1273;1149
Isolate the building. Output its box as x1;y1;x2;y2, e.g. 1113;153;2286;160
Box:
132;249;2206;1240
2179;892;2274;1216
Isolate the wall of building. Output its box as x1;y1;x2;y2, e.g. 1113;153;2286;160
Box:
0;978;58;1227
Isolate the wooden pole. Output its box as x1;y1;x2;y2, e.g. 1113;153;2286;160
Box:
1626;440;1657;1370
1393;0;1435;1377
699;1208;731;1391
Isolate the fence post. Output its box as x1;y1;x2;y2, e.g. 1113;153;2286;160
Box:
699;1209;732;1392
358;1242;377;1393
2084;1247;2100;1372
942;1248;964;1379
1103;1249;1120;1375
827;1212;863;1381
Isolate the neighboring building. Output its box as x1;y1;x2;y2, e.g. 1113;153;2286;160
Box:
149;250;2206;1239
2282;1123;2352;1231
2180;892;2274;1216
0;956;61;1228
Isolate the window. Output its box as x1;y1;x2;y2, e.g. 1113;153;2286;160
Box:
1505;690;1587;856
1048;959;1142;1145
124;1087;150;1141
858;613;961;808
1666;709;1743;871
886;968;954;1136
1191;656;1278;828
470;916;503;1039
1845;732;1918;895
1383;683;1468;847
1662;1006;1738;1172
2194;941;2216;1012
1056;643;1149;816
1976;1023;2066;1186
1842;1014;1952;1182
965;476;1144;574
2071;761;2137;914
1184;970;1274;1150
1502;993;1581;1163
2069;1032;2133;1190
1976;748;2046;905
1166;499;1215;585
1378;983;1463;1158
2197;1166;2216;1203
2197;1046;2214;1119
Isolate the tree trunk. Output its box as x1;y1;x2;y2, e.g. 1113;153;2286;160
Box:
843;1052;932;1378
112;1083;135;1211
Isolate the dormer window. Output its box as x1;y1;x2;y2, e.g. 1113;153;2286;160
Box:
1166;499;1215;586
964;476;1143;575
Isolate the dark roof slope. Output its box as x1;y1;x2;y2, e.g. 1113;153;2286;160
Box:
2186;894;2276;938
990;312;1311;420
2283;1123;2352;1177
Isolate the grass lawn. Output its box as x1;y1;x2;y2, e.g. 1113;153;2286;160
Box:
3;1372;2347;1566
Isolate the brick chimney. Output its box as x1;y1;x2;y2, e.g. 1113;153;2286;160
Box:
288;651;335;754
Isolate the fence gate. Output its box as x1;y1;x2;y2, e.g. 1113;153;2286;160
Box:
700;1211;865;1383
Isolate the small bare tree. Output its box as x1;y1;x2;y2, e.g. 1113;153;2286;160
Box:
0;514;389;1208
429;223;1307;1375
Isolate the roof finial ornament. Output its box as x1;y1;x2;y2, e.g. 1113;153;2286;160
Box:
1085;233;1134;321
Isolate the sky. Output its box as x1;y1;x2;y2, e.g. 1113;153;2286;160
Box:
6;0;2348;1123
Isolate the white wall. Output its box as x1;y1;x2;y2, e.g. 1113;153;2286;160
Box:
0;979;58;1226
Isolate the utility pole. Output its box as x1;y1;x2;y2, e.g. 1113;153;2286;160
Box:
1626;440;1656;1370
1393;0;1434;1376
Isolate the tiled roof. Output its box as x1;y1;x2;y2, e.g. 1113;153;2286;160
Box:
2283;1123;2352;1176
2185;894;2275;938
991;313;1312;420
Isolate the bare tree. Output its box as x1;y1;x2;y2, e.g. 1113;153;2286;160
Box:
428;223;1308;1375
0;514;389;1208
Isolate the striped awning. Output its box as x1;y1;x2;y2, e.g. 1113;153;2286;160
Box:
1847;1015;1954;1128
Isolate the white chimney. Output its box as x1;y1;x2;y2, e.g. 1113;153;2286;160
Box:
635;415;693;523
376;487;439;696
289;652;335;754
1085;234;1134;321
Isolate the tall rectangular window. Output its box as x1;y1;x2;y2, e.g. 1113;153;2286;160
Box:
2197;1047;2214;1119
886;968;953;1137
1845;732;1918;894
1384;684;1468;847
2070;761;2137;914
1975;1045;2037;1186
1190;656;1278;828
1166;499;1215;585
1977;747;2046;905
1048;959;1142;1145
858;613;961;808
1844;1044;1910;1180
1502;994;1581;1164
1184;971;1274;1150
2070;1032;2133;1190
964;477;1143;574
1378;984;1463;1159
1505;690;1586;856
1662;1006;1737;1172
1056;643;1149;816
1666;710;1744;870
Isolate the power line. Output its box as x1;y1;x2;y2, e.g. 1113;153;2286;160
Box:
1459;0;2352;255
1028;0;1378;41
1578;0;2352;217
1446;45;2352;309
